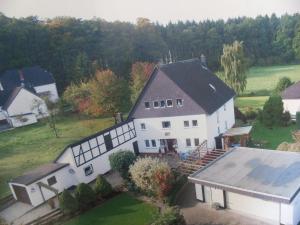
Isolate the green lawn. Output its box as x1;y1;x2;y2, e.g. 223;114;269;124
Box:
235;96;268;112
251;122;297;149
0;115;114;198
245;64;300;94
63;193;157;225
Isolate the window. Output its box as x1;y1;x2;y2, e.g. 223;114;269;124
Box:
151;140;156;147
153;101;159;108
141;123;146;130
184;120;189;127
47;176;57;186
145;140;150;148
176;99;183;107
145;102;150;109
194;138;200;146
160;100;165;108
192;120;198;126
166;99;173;107
186;138;191;147
162;121;171;128
84;165;93;176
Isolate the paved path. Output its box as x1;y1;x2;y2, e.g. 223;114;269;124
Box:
177;183;274;225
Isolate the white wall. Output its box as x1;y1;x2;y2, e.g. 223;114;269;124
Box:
283;99;300;118
134;114;208;153
195;184;204;201
9;114;37;127
34;83;59;102
7;89;48;119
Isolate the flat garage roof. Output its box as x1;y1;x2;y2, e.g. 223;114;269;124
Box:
189;147;300;204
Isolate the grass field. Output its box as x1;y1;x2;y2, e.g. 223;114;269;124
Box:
0;115;115;198
235;96;268;112
63;193;157;225
245;64;300;94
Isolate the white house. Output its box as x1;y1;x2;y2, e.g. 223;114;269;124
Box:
282;81;300;119
189;147;300;225
0;66;59;128
128;58;236;153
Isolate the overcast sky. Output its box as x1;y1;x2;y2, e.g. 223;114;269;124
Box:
0;0;299;24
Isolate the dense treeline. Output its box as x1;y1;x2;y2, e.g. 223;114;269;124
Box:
0;13;300;93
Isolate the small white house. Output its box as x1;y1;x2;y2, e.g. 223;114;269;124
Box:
128;58;236;153
0;66;59;128
189;147;300;225
282;81;300;119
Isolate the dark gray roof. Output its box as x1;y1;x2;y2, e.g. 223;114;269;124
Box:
0;66;55;91
282;81;300;99
10;163;69;185
189;147;300;204
128;59;235;118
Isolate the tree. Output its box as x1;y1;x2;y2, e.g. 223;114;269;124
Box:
130;62;155;103
75;183;96;210
94;175;112;197
296;112;300;130
73;52;91;83
275;77;293;93
293;25;300;60
152;206;186;225
220;41;248;95
260;95;284;128
58;189;79;215
109;150;136;179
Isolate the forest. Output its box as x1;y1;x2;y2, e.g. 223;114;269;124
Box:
0;13;300;93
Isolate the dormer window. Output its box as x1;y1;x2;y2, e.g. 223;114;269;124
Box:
166;99;173;107
160;100;165;108
209;83;216;93
0;82;3;91
176;99;183;107
145;102;150;109
153;101;159;108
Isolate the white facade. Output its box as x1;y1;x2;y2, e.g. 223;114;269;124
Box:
195;184;300;225
9;114;37;127
283;99;300;118
34;83;59;102
134;98;235;153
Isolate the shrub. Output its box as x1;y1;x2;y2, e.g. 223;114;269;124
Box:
129;157;173;198
260;95;284;128
282;111;291;126
244;107;257;120
275;77;293;93
167;174;187;205
152;207;186;225
109;150;136;179
296;112;300;129
94;175;113;197
234;107;247;123
58;189;79;215
75;183;96;210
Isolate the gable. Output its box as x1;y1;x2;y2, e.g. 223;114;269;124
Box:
129;69;206;119
282;81;300;99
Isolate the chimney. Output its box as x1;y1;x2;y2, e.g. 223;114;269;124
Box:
200;54;207;68
19;70;25;87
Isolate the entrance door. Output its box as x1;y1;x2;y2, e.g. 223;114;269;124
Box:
160;139;177;153
133;141;139;156
12;184;31;205
215;135;223;149
104;133;113;151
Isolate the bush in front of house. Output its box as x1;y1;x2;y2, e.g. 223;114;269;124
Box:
94;175;113;197
259;95;284;128
282;111;291;126
109;150;136;179
151;206;186;225
59;189;79;215
75;183;96;210
153;165;174;200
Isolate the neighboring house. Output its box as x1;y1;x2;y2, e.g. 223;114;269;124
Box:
0;66;58;128
189;147;300;225
129;58;236;152
282;81;300;119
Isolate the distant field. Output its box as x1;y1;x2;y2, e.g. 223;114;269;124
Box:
0;115;114;198
235;96;268;112
245;64;300;94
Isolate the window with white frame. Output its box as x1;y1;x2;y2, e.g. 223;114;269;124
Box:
166;99;173;107
176;99;183;107
186;138;191;147
184;120;189;127
141;123;146;130
162;121;171;128
84;164;93;176
194;138;200;146
145;140;150;148
151;140;156;147
145;102;150;109
160;100;165;108
47;176;57;186
153;101;159;108
192;120;198;126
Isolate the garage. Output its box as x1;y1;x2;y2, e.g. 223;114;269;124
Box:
189;147;300;225
11;184;31;205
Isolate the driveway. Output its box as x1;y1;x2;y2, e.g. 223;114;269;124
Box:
177;183;274;225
